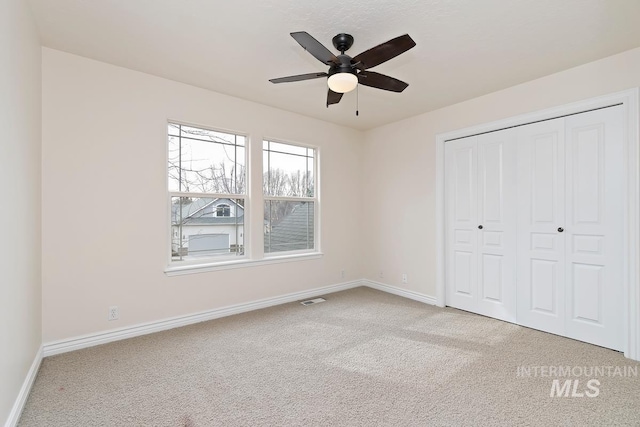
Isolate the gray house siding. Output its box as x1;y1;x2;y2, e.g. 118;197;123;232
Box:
265;202;314;253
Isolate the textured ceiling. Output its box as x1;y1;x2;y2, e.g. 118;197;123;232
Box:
27;0;640;130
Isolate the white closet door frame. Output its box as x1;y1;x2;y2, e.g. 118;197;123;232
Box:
435;89;640;361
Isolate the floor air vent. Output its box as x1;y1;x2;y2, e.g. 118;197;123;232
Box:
300;297;326;306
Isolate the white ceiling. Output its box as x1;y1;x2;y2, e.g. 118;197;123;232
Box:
27;0;640;131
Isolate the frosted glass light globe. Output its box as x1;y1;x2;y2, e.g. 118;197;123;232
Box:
327;72;358;93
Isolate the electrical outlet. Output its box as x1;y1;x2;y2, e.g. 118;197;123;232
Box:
341;269;346;279
108;306;119;321
402;273;408;284
379;271;384;279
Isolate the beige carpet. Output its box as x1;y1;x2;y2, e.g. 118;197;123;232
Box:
19;287;640;426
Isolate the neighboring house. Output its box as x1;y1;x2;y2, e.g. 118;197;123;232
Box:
171;198;244;258
264;202;314;253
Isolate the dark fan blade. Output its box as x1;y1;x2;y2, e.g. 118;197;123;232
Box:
270;72;327;84
357;71;408;92
352;34;416;70
291;32;339;65
327;89;343;106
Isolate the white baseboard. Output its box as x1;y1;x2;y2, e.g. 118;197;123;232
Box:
4;345;43;427
363;279;437;305
43;280;363;357
43;279;438;358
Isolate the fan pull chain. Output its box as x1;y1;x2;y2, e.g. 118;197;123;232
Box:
356;84;359;116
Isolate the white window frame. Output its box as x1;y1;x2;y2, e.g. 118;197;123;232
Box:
166;121;248;268
263;139;320;257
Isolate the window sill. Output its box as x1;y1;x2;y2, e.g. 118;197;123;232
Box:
164;252;324;276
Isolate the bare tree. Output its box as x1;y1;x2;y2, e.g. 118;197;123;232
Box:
263;168;288;196
288;170;314;198
168;123;245;195
263;168;314;227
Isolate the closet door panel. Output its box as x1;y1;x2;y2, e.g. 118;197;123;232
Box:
516;118;566;336
445;137;478;312
564;106;624;351
476;130;517;322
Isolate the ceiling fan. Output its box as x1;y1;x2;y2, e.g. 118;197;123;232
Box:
269;32;416;107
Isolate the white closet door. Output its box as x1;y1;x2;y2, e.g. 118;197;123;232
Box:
445;105;625;352
516;118;566;336
476;130;517;322
564;106;624;351
445;137;478;313
445;130;517;320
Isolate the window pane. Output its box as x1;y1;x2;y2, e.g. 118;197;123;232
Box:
171;197;245;261
179;125;245;146
268;141;308;156
263;141;315;197
168;135;181;191
264;200;314;253
168;124;245;194
168;123;180;136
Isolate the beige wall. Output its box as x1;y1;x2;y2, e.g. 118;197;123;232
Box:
38;37;640;343
362;47;640;298
41;49;363;343
0;0;42;424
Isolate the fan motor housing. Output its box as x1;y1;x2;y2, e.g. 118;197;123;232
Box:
332;33;354;53
328;54;357;77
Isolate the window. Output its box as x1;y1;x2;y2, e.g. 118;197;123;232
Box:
168;123;246;263
263;140;317;254
216;204;230;217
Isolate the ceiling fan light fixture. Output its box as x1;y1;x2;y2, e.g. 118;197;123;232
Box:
269;32;415;106
327;72;358;93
